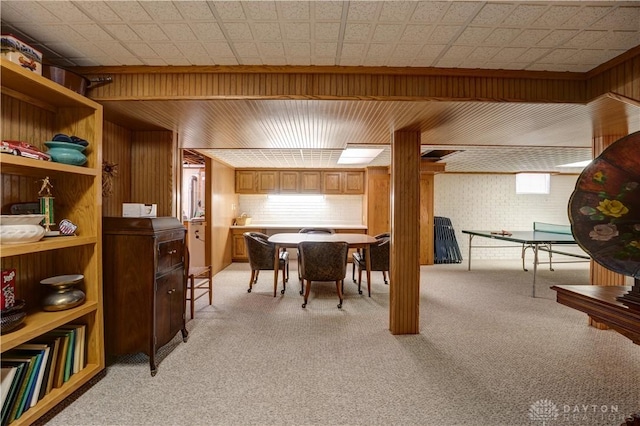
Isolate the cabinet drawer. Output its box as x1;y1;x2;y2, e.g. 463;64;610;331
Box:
157;239;184;272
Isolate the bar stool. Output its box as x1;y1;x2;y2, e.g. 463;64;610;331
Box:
185;247;212;319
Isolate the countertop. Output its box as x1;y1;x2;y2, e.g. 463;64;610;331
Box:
230;224;367;230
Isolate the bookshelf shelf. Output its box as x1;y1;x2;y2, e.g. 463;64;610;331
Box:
1;60;104;425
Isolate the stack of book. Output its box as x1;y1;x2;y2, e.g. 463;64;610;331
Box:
0;324;86;425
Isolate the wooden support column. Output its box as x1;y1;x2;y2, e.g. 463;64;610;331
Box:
389;130;421;335
589;134;628;329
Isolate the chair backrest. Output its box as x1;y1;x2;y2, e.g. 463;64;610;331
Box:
369;236;390;271
374;232;390;239
243;232;276;270
298;227;335;234
298;241;349;281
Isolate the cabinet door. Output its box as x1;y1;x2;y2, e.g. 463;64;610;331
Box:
279;171;299;193
257;171;278;193
300;171;321;193
157;239;183;273
232;233;247;260
322;171;343;193
344;171;364;194
235;170;256;193
156;269;184;348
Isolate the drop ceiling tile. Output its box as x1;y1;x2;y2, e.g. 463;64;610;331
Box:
148;42;184;58
441;45;474;60
155;23;197;41
103;24;141;42
537;30;579;47
492;47;527;61
341;43;366;57
5;2;61;23
344;23;372;41
315;23;341;40
311;57;336;66
433;58;462;68
468;46;500;60
401;25;433;42
456;26;492;44
40;2;92;22
285;42;310;57
79;2;121;21
18;24;86;43
284;23;310;40
389;44;421;58
379;2;414;22
540;48;579;63
141;2;182;21
372;24;403;42
174;2;215;21
314;42;337;56
472;3;514;25
563;6;612;27
418;44;447;58
224;22;254;40
126;42;158;58
592;6;640;30
279;2;310;20
214;56;240;66
367;44;394;58
190;22;225;41
532;6;580;27
590;31;640;50
176;41;208;57
430;25;463;44
203;42;235;56
106;2;153;21
411;2;448;23
313;2;344;21
143;57;169;66
570;49;626;65
98;41;136;57
0;4;31;22
339;56;364;66
347;2;379;21
243;1;278;21
511;29;549;46
258;42;285;56
484;28;521;45
69;57;104;66
253;22;282;40
234;42;260;57
239;56;262;65
517;48;550;62
162;57;193;66
441;2;480;23
130;24;169;41
563;30;608;47
502;4;547;26
211;1;246;20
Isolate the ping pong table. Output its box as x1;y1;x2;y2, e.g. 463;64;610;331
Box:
462;222;589;297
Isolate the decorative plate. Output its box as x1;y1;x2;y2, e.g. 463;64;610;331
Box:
1;310;26;334
0;214;45;225
568;131;640;278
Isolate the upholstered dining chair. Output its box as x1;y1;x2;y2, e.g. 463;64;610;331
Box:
352;232;390;297
298;241;349;309
296;227;336;284
243;232;289;295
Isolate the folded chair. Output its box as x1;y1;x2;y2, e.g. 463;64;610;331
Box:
244;232;289;296
352;233;390;297
298;241;349;309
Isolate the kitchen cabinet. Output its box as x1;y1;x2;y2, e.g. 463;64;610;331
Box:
232;227;265;261
256;171;278;193
0;60;104;425
344;171;365;194
102;217;188;376
322;171;343;193
300;171;321;192
279;171;299;193
235;170;256;193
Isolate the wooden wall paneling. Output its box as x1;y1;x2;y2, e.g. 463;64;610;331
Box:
131;130;174;217
206;157;237;274
102;121;132;217
365;167;390;237
389;130;421;335
587;49;640;101
420;172;435;266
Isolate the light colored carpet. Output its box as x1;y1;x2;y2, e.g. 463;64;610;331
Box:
44;260;639;426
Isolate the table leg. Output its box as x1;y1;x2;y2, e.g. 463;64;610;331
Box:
467;234;473;271
273;244;280;297
365;244;372;297
532;244;539;298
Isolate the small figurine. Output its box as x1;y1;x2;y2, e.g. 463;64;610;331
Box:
38;176;53;197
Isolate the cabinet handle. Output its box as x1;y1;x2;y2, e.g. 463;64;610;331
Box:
169;249;177;254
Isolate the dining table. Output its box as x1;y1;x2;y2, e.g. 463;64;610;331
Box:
267;233;379;297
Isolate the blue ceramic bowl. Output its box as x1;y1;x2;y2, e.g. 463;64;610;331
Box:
44;141;87;166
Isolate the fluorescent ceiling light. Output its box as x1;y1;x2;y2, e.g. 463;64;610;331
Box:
337;148;384;165
557;160;591;168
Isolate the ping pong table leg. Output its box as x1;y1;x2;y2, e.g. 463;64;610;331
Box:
467;234;473;271
532;243;539;297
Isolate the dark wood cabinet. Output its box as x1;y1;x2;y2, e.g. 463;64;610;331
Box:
102;217;188;376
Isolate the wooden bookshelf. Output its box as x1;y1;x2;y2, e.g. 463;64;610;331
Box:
1;59;104;425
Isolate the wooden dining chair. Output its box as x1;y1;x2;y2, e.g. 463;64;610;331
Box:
352;233;390;297
244;232;289;295
296;227;335;285
185;246;212;320
298;241;349;309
